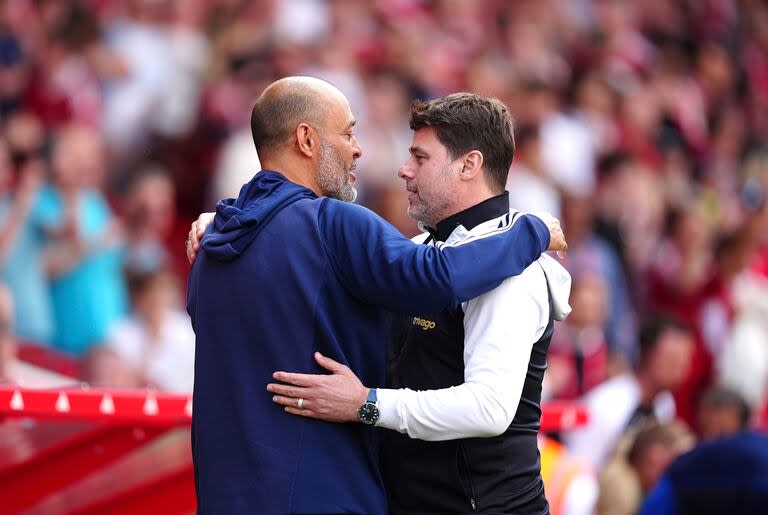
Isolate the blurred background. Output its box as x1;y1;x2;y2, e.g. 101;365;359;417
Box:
0;0;766;513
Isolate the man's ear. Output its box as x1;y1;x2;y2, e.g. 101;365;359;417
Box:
459;150;484;181
296;123;316;157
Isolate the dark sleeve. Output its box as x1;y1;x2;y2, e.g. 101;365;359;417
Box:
318;199;549;314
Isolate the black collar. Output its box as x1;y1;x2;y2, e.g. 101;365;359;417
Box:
427;192;510;242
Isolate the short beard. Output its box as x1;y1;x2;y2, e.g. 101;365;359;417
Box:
408;161;456;226
317;140;357;203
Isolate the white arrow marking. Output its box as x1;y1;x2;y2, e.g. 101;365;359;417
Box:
143;395;159;416
10;390;23;410
55;393;70;412
99;394;115;415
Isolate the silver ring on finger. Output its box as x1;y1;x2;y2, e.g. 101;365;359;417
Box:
297;398;304;409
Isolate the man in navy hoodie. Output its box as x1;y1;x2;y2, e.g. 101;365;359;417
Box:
186;77;564;514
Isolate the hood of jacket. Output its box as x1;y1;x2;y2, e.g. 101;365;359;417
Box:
538;253;572;321
202;170;318;261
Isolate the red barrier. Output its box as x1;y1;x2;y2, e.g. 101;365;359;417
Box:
0;385;588;514
0;387;192;426
0;424;170;513
0;386;193;514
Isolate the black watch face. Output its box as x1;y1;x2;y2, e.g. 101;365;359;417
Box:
359;402;380;425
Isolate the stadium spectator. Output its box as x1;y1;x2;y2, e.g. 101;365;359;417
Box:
0;130;52;345
596;421;693;515
696;385;752;441
38;124;127;356
559;191;636;365
91;268;193;392
565;316;693;468
121;165;190;280
628;421;695;494
545;270;609;401
506;124;561;219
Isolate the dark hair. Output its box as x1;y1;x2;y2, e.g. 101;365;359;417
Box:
637;315;690;364
700;385;751;429
409;93;515;192
250;84;328;156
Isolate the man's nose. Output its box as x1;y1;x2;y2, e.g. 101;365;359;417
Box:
352;136;363;159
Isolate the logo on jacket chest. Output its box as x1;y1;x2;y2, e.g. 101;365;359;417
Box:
412;316;437;331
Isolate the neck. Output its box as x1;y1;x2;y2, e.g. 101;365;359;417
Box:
441;191;499;224
261;157;322;196
634;369;659;408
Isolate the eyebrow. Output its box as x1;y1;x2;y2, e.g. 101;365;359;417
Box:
346;119;356;130
409;146;428;156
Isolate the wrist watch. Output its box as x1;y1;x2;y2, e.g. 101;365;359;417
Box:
358;388;379;425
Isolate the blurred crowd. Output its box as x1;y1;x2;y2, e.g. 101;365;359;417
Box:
0;0;766;512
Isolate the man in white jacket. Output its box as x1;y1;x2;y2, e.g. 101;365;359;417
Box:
268;93;572;514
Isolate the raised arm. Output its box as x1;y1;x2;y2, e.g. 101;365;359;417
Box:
318;199;554;313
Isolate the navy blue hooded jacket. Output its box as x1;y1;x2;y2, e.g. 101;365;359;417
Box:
187;171;551;514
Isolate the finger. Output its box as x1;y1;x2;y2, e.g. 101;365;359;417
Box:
267;383;305;398
271;395;309;409
192;223;205;250
548;229;567;252
196;213;215;239
557;237;568;257
271;371;323;386
186;233;197;264
314;352;349;375
195;220;206;240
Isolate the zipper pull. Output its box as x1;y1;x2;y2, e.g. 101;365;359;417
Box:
470;498;476;511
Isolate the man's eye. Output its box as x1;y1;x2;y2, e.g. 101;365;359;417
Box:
346;133;354;140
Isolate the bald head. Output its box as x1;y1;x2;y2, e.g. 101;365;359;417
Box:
250;76;348;157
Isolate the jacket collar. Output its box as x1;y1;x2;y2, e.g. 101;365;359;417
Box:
426;192;510;242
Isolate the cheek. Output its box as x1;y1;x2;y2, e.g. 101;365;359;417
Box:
414;178;432;200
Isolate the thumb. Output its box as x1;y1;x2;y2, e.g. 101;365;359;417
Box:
314;352;349;375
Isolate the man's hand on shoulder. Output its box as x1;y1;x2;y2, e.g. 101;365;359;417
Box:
186;212;215;263
267;352;369;423
535;212;567;258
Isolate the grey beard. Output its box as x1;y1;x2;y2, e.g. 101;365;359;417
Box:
317;141;357;203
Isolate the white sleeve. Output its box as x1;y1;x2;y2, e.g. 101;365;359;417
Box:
376;265;550;441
